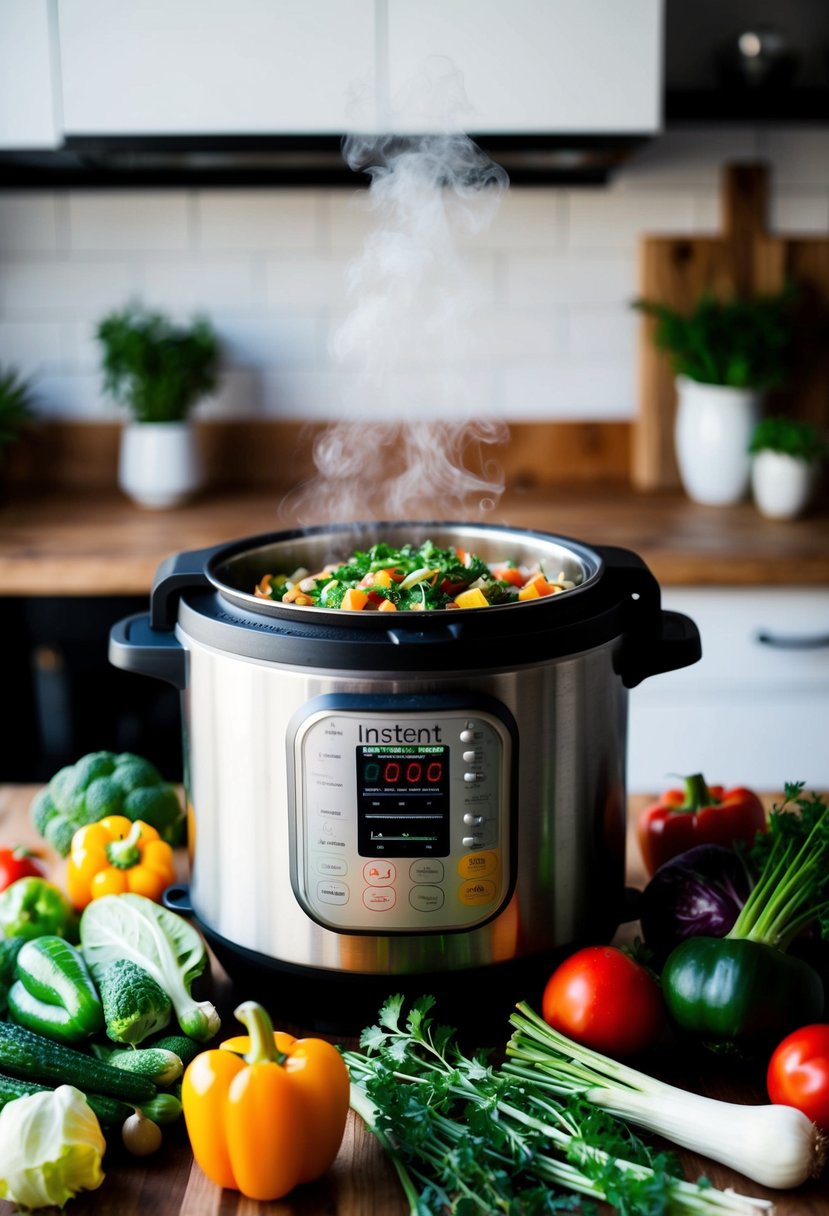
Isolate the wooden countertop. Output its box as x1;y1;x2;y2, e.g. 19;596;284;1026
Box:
0;785;827;1215
1;485;828;596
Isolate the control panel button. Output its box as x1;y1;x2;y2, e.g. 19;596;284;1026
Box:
462;834;485;848
463;812;484;827
463;772;478;784
362;887;397;912
458;878;497;906
457;850;499;879
409;859;445;884
462;750;477;764
409;886;445;912
459;729;475;743
363;861;396;886
316;857;348;877
317;881;349;905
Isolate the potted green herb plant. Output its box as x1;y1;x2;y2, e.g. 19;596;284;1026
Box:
749;415;827;519
634;289;796;506
97;302;220;509
0;365;35;487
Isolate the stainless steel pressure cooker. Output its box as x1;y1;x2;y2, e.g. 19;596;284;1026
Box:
110;521;700;1031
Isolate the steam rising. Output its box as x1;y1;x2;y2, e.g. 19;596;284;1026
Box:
287;99;510;523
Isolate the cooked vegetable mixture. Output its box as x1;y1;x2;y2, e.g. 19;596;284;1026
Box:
255;539;576;611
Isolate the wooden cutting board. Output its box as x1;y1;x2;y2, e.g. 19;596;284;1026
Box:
632;162;829;490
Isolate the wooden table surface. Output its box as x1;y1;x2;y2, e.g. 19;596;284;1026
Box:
1;485;828;595
0;785;827;1215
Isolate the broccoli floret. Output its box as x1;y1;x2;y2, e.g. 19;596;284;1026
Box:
98;958;172;1045
30;750;185;856
123;785;185;846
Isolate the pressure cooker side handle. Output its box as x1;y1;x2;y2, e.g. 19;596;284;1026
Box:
591;545;702;689
150;544;219;630
109;613;187;690
621;609;702;689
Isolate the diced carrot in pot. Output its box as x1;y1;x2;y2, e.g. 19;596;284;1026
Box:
341;588;369;611
518;582;541;600
377;598;397;612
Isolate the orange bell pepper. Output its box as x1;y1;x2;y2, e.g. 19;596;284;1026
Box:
182;1001;349;1200
66;816;176;910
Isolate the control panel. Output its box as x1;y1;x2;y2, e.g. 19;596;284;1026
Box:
287;698;514;933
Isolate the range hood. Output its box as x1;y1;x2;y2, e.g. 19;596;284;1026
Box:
0;132;651;189
0;0;662;189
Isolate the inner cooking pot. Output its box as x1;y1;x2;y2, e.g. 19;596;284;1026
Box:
110;521;701;1032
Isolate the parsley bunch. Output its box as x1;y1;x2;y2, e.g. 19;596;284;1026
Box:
345;995;770;1215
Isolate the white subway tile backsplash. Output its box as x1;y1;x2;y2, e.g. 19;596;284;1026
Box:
770;194;829;234
67;192;190;252
0;260;138;316
0;321;63;375
212;314;322;369
566;189;696;248
196;190;322;251
140;257;259;313
501;359;636;420
265;255;352;311
504;250;636;307
1;128;827;425
566;307;638;360
0;194;60;255
760;128;829;187
29;371;115;418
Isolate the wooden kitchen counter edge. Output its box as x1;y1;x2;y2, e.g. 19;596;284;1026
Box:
1;484;828;595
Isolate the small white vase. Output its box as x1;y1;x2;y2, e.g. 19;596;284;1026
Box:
751;449;819;520
118;421;203;510
674;376;763;506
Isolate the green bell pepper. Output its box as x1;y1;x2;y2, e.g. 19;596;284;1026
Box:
0;877;77;942
662;936;824;1048
7;935;104;1044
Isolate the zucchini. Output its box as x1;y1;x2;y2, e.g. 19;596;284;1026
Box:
0;1069;134;1128
0;1021;156;1104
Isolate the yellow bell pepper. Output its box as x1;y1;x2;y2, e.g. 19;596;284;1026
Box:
181;1001;349;1200
66;816;176;910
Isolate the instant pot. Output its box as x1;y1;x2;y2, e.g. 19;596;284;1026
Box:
110;521;700;1031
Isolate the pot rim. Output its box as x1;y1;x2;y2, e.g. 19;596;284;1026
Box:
203;519;605;625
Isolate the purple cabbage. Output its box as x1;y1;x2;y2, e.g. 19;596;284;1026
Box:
639;844;754;962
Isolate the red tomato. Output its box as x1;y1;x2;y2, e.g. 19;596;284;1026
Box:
767;1024;829;1130
541;945;665;1058
0;846;46;893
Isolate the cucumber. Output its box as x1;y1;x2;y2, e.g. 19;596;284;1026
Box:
150;1034;202;1067
0;1021;156;1104
0;1069;134;1128
92;1043;183;1086
139;1092;182;1125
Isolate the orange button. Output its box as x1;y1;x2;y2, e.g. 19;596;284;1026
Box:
458;878;497;906
457;850;499;879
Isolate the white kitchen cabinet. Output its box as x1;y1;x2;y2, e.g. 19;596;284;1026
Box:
384;0;662;133
627;588;829;792
0;0;61;148
57;0;662;138
58;0;377;134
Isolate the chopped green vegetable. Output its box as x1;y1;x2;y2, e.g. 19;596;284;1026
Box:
30;750;185;857
0;876;77;942
80;893;220;1041
345;995;772;1215
0;1084;106;1209
97;958;173;1045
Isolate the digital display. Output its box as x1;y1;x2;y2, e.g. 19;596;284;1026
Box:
357;745;450;857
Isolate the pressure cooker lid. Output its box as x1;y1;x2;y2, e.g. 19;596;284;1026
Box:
204;520;604;626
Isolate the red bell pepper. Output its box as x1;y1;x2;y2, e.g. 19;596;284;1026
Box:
637;773;766;875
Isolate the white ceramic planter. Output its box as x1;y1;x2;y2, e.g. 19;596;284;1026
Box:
118;421;203;510
674;376;763;506
751;449;819;520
